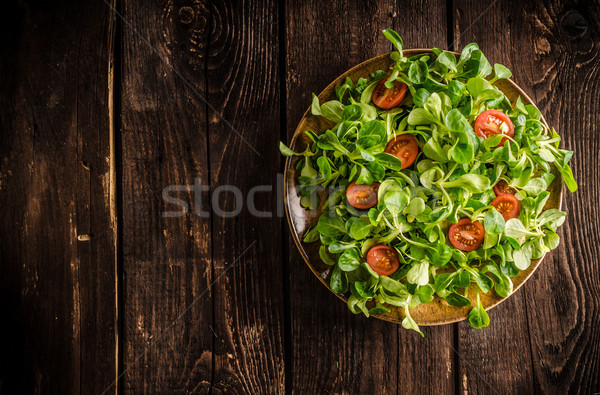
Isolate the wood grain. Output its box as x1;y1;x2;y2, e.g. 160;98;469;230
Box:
120;0;214;392
1;1;599;393
206;0;285;393
0;0;117;393
453;0;600;392
283;1;454;393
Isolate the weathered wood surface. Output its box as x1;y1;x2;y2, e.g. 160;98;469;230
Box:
120;0;215;392
0;0;117;393
121;0;285;392
0;0;598;393
454;0;600;392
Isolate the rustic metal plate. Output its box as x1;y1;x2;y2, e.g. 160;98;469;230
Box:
284;50;562;325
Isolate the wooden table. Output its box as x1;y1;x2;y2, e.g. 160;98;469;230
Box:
1;1;598;393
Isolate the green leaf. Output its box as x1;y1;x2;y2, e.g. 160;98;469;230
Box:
301;157;317;178
468;293;490;329
493;63;512;80
347;294;368;315
380;276;409;296
351;280;375;298
369;303;391;315
324;130;350;155
311;93;321;116
444;108;471;132
413;88;431;108
424;93;443;120
481;262;513;298
279;141;300;157
365;161;386;181
428;243;452;267
356;166;374;185
382;29;403;54
316;156;332;180
317;215;346;237
409;60;429;84
320;100;345;123
361;79;383;104
436;52;457;72
556;161;578;192
515;96;528;114
446;292;472;307
319;245;336;266
402;305;424;336
407;108;438;126
448;128;478;164
330;265;348;293
374;153;404;171
458;43;479;65
537;209;566;228
420;167;444;189
384;189;408;215
342;104;362;121
470;270;494;293
504;218;536;241
484;208;506;235
512;242;533;270
522;174;551;195
405;197;426;217
434;272;456;293
544;230;560;250
441;174;491;194
302;225;320;243
348;217;372;240
358;146;376;162
525;104;541;120
454;270;471;288
423;137;448;162
416;284;435;303
358;120;387;146
407;261;429;286
482;134;504;149
329;241;358;254
338;248;362;271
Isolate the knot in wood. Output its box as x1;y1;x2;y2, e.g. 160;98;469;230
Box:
178;6;195;25
560;11;588;38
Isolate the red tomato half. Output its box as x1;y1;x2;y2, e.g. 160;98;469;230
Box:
491;194;521;221
384;135;419;169
493;180;518;196
366;245;400;276
448;218;485;252
346;181;379;209
474;109;515;147
372;77;407;109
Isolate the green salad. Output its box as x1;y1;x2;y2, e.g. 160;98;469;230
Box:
279;30;577;335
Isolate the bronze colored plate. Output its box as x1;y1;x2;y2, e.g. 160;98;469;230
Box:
283;50;563;325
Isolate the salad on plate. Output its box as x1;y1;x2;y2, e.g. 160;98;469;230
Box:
280;30;577;335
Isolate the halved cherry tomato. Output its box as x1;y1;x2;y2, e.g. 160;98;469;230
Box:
491;194;521;221
346;181;379;209
493;179;518;196
366;245;400;276
372;77;407;109
474;109;514;147
448;218;485;252
384;135;419;169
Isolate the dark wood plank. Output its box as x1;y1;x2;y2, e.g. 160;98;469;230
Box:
206;1;286;392
453;0;600;392
120;0;214;392
0;0;117;393
284;1;453;393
